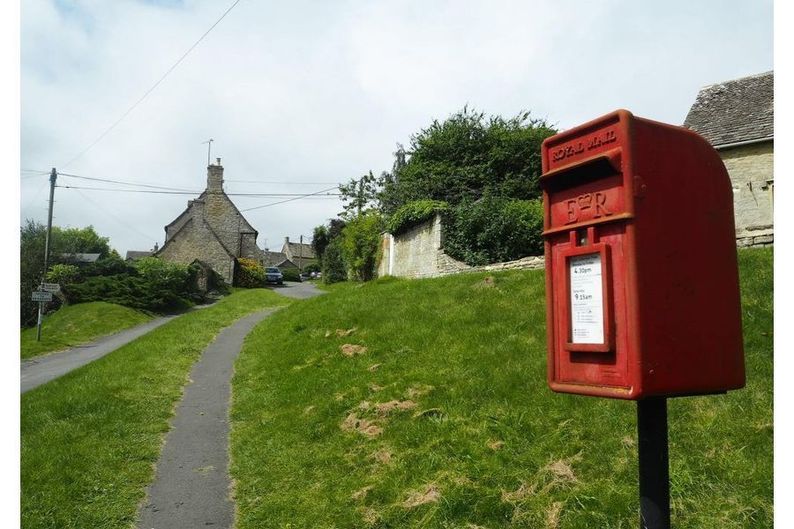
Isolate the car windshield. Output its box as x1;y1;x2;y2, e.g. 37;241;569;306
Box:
266;268;280;273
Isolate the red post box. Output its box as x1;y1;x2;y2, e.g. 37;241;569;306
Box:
541;109;745;400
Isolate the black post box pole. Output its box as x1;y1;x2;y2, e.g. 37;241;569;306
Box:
637;397;671;529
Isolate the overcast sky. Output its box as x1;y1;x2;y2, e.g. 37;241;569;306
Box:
19;0;773;256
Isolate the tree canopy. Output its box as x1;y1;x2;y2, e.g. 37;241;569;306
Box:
378;106;556;214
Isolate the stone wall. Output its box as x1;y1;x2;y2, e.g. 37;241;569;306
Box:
378;214;545;279
720;141;774;247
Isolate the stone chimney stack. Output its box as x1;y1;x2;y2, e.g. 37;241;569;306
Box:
284;236;290;245
207;157;224;193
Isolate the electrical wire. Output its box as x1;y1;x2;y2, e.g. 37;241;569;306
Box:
57;184;341;197
62;0;242;169
71;188;160;245
240;186;341;212
58;172;198;192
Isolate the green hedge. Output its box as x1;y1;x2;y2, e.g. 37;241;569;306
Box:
281;268;301;282
443;197;544;266
385;200;448;235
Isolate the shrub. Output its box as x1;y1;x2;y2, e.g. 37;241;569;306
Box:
443;197;544;266
303;263;321;274
235;258;266;288
46;264;81;285
281;268;301;282
385;200;448;235
340;212;383;281
321;239;347;284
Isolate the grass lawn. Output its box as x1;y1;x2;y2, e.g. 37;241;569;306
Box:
21;288;290;529
20;301;153;360
230;247;772;528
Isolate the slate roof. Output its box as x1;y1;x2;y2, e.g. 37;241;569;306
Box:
285;242;316;260
262;251;290;267
125;250;153;261
683;71;773;147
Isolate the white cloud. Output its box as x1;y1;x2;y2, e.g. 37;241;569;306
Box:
20;0;772;254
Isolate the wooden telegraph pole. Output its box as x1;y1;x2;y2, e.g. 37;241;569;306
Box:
36;168;57;341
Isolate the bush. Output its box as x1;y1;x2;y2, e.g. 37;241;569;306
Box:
46;264;81;285
321;239;347;284
303;263;321;275
340;212;383;281
58;257;201;313
62;274;192;313
443;196;544;266
385;200;448;235
281;268;301;282
235;258;266;288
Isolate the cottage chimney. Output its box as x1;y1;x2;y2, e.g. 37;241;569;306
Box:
284;236;290;245
207;158;224;193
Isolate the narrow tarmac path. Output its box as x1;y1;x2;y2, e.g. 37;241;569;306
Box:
136;283;323;529
136;309;275;529
21;314;179;393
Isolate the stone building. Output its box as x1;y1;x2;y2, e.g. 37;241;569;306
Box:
281;236;317;270
156;159;266;283
683;71;773;247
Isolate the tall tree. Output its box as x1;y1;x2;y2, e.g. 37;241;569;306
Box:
378;106;556;214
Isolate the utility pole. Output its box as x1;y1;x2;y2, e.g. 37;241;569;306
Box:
37;168;57;341
298;235;303;272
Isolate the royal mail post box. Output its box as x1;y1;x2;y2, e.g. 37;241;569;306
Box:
541;109;744;400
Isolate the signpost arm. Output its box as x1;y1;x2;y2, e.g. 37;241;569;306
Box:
637;397;671;529
36;168;57;342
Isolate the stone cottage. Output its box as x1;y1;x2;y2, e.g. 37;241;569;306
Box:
683;71;773;247
281;236;317;270
156;159;266;283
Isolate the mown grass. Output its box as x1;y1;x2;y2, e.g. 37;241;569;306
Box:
230;248;772;528
20;301;153;360
21;288;290;529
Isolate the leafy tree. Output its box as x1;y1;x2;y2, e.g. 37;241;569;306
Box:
338;170;382;219
321;238;347;284
53;226;111;258
340;212;383;282
379;106;556;214
20;220;48;326
311;225;329;266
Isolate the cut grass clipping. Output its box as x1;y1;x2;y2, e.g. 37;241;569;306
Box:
20;301;153;360
21;288;290;529
230;248;771;528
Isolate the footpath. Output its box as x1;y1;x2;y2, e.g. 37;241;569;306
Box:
20;314;178;393
136;281;323;528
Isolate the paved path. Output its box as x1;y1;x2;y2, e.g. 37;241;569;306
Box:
268;280;325;300
137;284;324;529
21;315;179;393
136;309;275;529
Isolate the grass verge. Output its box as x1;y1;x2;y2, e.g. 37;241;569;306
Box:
21;301;153;360
21;288;290;529
230;248;772;528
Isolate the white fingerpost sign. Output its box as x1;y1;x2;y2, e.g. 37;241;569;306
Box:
569;253;604;344
32;291;53;302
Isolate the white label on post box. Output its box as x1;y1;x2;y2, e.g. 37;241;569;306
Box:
569;253;604;344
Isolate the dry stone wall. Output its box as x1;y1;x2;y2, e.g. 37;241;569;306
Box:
721;141;774;247
378;214;545;279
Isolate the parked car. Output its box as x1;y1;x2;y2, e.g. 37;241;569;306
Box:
299;272;310;282
265;267;283;285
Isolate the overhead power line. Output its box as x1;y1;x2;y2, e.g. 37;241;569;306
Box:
240;186;341;212
57;184;342;198
58;172;197;192
61;0;242;169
